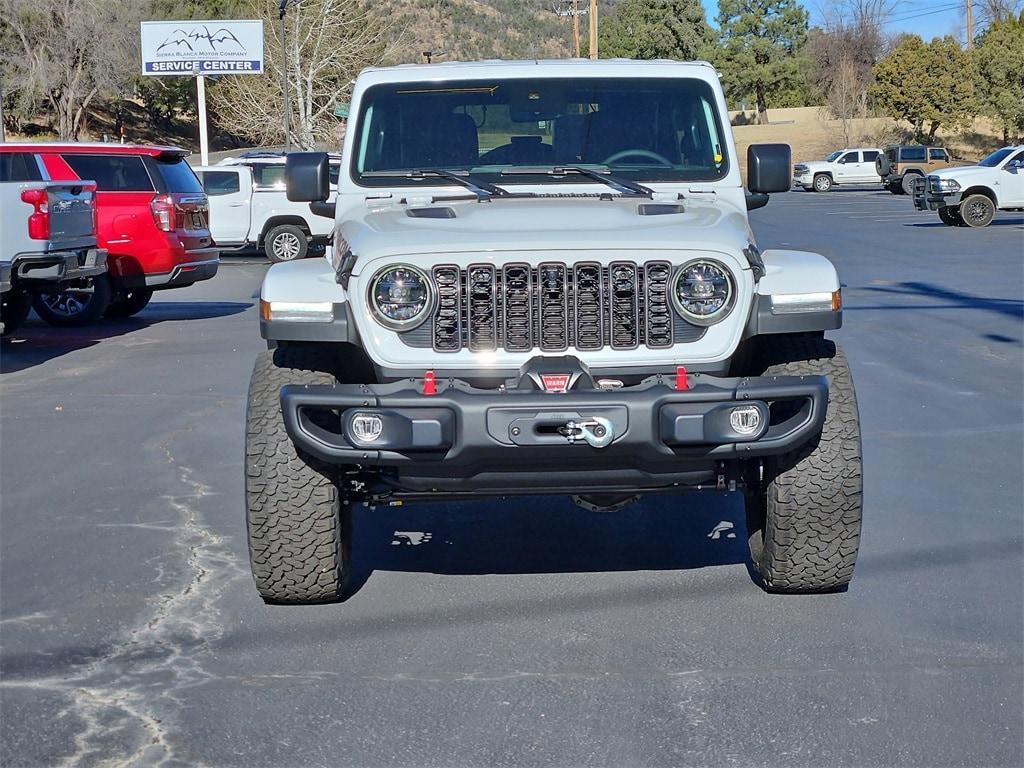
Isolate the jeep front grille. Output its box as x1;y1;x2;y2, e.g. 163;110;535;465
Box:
425;261;705;353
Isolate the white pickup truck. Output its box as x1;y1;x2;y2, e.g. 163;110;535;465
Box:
912;145;1024;227
194;152;340;262
792;147;882;192
0;151;107;334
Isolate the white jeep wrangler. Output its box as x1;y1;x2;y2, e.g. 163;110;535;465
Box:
248;59;862;604
912;146;1024;227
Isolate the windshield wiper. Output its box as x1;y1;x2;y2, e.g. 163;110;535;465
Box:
501;165;655;198
363;168;509;200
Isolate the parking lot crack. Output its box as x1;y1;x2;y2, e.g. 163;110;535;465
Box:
1;419;240;767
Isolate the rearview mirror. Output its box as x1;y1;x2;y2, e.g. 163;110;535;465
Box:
286;152;330;203
747;143;792;194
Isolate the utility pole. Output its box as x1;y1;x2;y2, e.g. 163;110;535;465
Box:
965;0;974;49
572;0;581;57
552;1;586;58
0;75;6;143
589;0;598;59
278;0;293;152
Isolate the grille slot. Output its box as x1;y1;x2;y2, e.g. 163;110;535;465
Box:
538;263;568;352
644;261;673;348
421;261;706;352
608;261;639;350
573;263;603;350
432;265;462;352
467;264;497;352
502;264;533;352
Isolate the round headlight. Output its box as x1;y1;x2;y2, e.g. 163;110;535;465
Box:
368;265;434;330
671;260;736;325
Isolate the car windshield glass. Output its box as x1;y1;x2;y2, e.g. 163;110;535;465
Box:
978;148;1013;167
352;77;729;186
826;151;841;162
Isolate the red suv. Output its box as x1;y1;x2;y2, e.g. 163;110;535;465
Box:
0;144;218;324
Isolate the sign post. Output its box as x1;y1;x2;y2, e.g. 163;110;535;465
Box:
140;20;264;161
194;65;210;165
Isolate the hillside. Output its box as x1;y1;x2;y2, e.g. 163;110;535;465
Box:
379;0;622;63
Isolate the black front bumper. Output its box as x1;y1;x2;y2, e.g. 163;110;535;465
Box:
911;177;960;211
280;372;828;494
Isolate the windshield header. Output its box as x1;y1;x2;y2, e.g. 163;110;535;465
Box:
351;77;730;188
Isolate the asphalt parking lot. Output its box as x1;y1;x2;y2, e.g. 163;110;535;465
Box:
1;188;1022;767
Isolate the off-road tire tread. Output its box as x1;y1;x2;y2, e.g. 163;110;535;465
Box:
747;336;862;593
245;347;348;604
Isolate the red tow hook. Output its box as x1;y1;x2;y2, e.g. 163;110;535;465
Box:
422;370;437;396
675;366;689;391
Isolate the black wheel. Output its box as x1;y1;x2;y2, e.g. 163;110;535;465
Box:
246;346;351;604
875;154;890;177
812;174;833;192
901;173;921;196
104;288;153;319
264;224;308;263
887;180;904;195
32;275;112;327
938;206;963;227
1;290;32;336
960;194;995;228
744;335;863;593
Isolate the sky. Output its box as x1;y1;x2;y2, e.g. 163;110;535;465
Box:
698;0;974;43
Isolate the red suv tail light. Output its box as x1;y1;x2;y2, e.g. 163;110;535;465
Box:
20;188;50;240
151;193;175;232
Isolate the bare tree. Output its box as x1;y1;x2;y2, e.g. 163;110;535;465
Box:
0;0;143;139
808;0;889;129
211;0;395;150
975;0;1023;27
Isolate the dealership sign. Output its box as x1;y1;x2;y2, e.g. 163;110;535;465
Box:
140;20;264;76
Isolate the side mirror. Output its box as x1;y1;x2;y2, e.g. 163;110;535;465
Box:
286;152;330;203
747;143;792;194
745;192;770;211
1005;160;1021;174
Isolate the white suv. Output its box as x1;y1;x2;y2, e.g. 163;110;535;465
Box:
246;59;864;605
193;152;341;262
793;148;882;192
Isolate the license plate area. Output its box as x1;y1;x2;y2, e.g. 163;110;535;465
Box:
486;406;628;446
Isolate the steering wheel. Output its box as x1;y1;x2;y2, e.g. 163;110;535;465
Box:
602;149;674;168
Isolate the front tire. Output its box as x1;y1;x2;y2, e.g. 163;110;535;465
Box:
960;194;995;228
32;275;112;327
264;224;309;263
246;347;351;604
938;206;963;227
812;174;833;192
744;335;863;593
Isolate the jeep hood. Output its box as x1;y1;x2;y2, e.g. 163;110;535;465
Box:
342;197;752;268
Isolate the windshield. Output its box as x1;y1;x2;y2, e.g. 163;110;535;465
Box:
826;151;842;162
978;148;1013;167
352;77;729;186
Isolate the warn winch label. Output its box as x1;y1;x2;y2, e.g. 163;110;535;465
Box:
540;374;572;393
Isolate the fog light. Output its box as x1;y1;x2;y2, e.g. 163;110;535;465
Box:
350;413;384;443
729;405;762;436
